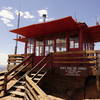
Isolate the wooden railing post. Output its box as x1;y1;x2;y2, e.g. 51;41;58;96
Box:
4;74;7;96
32;54;34;67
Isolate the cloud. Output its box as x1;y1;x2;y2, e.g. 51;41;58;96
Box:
0;9;15;20
23;12;34;19
15;10;35;19
0;17;14;27
0;7;15;27
0;7;35;27
38;9;48;17
37;8;54;22
1;17;11;23
38;17;54;22
3;7;13;10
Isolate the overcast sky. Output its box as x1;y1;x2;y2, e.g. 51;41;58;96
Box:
0;0;100;65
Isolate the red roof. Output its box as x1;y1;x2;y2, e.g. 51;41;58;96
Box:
14;37;27;42
10;16;79;38
88;25;100;42
10;16;100;42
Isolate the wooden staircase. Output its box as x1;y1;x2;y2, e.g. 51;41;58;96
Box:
3;54;49;99
8;78;25;98
7;72;47;99
0;71;7;96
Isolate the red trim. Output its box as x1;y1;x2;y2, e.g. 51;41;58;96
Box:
43;40;45;56
79;29;83;50
66;33;69;51
54;38;56;52
34;40;36;56
24;41;28;54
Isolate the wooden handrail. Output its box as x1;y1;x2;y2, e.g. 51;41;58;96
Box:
54;50;96;55
27;55;49;75
25;75;49;100
24;54;50;100
54;56;96;59
8;53;31;57
53;61;96;64
4;53;34;95
6;54;34;76
31;63;47;80
0;71;7;94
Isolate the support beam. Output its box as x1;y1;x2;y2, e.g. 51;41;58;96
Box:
79;29;83;50
66;33;69;51
34;40;36;56
24;41;28;54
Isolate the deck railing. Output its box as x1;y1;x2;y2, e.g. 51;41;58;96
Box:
4;53;34;95
0;71;7;96
2;50;100;98
7;54;31;71
53;50;97;76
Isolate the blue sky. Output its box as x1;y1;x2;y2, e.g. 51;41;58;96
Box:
0;0;100;65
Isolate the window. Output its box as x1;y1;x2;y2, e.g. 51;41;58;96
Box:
56;38;66;52
45;40;54;55
36;41;44;56
27;38;34;53
69;36;79;48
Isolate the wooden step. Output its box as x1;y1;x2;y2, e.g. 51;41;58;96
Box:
9;91;25;97
30;73;43;77
19;81;25;84
14;86;25;90
0;71;6;76
0;76;4;81
33;78;40;81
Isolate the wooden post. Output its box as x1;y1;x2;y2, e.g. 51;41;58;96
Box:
34;40;36;56
43;40;45;56
4;74;7;96
66;33;69;51
24;41;28;54
31;54;34;68
54;38;56;53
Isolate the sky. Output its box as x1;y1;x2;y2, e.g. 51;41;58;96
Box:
0;0;100;66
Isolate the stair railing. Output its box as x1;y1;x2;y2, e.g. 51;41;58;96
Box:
24;54;50;100
31;63;47;83
4;53;34;95
25;75;49;100
27;54;50;76
0;71;7;97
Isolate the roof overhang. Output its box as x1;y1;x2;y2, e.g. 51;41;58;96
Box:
88;25;100;42
14;37;27;43
10;16;100;43
10;16;79;39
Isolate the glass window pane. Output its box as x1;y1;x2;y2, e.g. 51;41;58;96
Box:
35;41;44;56
45;40;54;55
70;41;74;48
56;38;66;52
27;39;34;53
69;36;79;48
